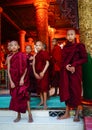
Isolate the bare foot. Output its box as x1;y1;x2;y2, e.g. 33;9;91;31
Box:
28;114;33;123
57;114;70;120
13;116;21;122
43;105;48;110
73;115;80;122
38;102;43;106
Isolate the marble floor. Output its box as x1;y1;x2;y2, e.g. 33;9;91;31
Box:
0;110;84;130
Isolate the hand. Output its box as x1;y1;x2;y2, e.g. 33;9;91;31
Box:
19;78;24;86
29;56;33;60
30;63;33;65
34;73;41;79
39;72;44;78
66;64;71;71
70;66;75;74
10;81;15;88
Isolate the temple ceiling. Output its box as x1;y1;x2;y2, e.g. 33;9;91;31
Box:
0;0;78;42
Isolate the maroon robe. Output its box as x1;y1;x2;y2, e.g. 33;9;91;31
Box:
9;52;30;113
35;50;50;93
51;45;61;87
59;42;87;108
26;53;36;93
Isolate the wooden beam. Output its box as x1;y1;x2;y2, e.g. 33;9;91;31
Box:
2;0;34;7
2;0;55;7
2;12;21;31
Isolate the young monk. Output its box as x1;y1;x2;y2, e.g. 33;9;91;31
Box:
7;41;33;123
25;45;36;94
58;29;87;121
33;41;50;109
51;38;61;96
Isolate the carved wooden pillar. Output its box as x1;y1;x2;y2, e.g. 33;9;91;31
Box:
48;26;56;53
18;30;26;52
0;7;3;45
34;0;49;45
78;0;92;55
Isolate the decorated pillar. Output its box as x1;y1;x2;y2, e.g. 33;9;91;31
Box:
78;0;92;104
0;7;3;45
48;26;56;53
78;0;92;55
34;0;49;45
18;30;26;52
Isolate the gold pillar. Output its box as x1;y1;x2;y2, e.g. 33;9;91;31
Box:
78;0;92;56
34;0;49;45
18;30;26;52
0;7;3;45
48;26;56;53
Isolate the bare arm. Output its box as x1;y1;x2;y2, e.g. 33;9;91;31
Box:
19;68;27;86
32;55;41;79
7;57;15;88
40;60;49;78
32;55;36;74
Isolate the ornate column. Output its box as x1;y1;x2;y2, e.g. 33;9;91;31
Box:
78;0;92;104
0;7;3;45
78;0;92;55
48;26;56;53
18;30;26;52
34;0;49;45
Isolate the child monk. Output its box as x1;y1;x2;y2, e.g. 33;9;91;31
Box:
25;45;36;95
7;41;33;123
58;29;87;121
51;38;61;96
33;41;50;109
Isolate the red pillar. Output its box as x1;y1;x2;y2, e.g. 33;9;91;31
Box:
18;30;26;52
34;0;49;45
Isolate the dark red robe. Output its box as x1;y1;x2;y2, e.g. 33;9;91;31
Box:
9;52;30;113
59;42;87;108
51;45;61;87
26;53;36;93
35;50;50;93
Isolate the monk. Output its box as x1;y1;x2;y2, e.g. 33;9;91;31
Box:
33;41;50;109
7;41;33;123
51;38;62;96
58;29;87;121
25;45;36;94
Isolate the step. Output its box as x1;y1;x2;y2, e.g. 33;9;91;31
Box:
0;110;84;130
0;95;66;109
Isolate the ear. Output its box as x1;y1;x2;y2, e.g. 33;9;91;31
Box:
18;45;20;49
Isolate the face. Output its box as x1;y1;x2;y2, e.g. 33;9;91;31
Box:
25;46;31;54
10;41;20;52
52;39;57;46
35;41;43;52
66;30;76;42
7;42;11;51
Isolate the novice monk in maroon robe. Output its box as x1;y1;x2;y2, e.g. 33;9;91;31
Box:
25;45;36;94
51;38;61;95
33;41;50;109
7;41;33;123
58;29;87;121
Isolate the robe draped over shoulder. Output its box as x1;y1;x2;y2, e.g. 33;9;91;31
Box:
59;42;87;108
9;52;29;113
35;50;50;93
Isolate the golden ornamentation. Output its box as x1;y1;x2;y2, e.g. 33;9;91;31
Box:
78;0;92;56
